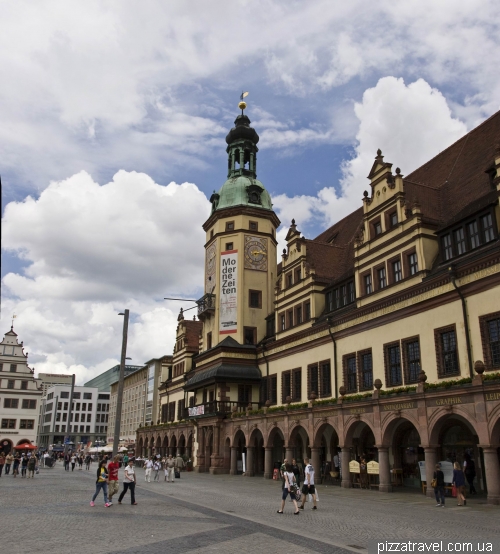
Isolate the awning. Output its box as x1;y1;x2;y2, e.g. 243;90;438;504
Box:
185;363;261;390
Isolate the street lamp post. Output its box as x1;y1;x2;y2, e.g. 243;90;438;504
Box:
112;310;129;458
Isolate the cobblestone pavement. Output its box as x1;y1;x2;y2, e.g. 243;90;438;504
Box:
2;463;500;554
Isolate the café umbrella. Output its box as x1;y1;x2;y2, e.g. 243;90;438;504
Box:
14;443;37;450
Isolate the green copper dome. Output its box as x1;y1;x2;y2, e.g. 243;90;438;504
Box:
210;112;273;214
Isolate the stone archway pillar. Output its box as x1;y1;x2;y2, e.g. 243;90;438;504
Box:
245;446;255;477
423;446;439;498
481;446;500;505
377;446;392;493
264;447;273;479
230;446;238;475
285;446;294;464
341;447;351;489
195;430;205;473
311;447;321;480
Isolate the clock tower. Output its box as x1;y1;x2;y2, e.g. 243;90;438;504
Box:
199;103;280;349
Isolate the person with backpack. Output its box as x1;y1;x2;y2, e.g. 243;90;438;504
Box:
277;463;300;515
463;454;477;495
299;457;317;510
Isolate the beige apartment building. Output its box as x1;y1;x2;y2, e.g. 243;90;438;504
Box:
137;105;500;504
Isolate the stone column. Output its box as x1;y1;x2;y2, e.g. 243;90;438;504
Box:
239;149;245;170
195;429;205;473
245;446;255;477
230;447;238;475
341;447;351;489
311;447;321;481
377;446;392;493
481;446;500;505
264;447;273;479
285;446;294;464
423;446;439;498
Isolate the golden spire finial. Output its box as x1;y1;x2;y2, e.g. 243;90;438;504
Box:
238;91;249;112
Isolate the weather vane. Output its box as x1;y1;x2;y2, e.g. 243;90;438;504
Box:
239;91;249;113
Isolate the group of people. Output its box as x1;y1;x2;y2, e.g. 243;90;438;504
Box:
91;455;137;507
143;454;185;483
0;451;39;478
432;455;477;507
278;457;318;515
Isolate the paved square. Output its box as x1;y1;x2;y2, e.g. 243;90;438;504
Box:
2;464;500;554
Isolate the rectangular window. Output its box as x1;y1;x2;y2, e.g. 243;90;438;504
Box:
225;242;233;251
335;288;340;308
249;290;262;308
249;221;258;231
378;266;387;289
55;425;60;432
308;364;319;398
238;384;252;404
479;312;500;370
4;398;19;408
20;380;28;390
435;326;459;377
295;306;302;325
22;399;36;409
281;371;291;403
243;327;257;345
393;260;402;283
20;419;34;430
56;412;61;421
404;339;421;383
468;221;480;249
390;212;398;227
206;332;212;350
280;314;286;331
345;356;357;393
385;344;402;387
482;213;495;242
80;425;84;432
75;413;80;422
364;273;372;295
76;403;80;411
348;281;355;304
359;351;373;390
62;413;67;422
87;414;91;422
286;273;293;288
320;361;331;398
63;402;68;410
83;393;92;400
9;364;16;372
374;221;382;236
73;392;81;399
409;253;418;275
287;310;293;328
7;380;15;389
295;268;301;282
1;419;16;429
60;391;69;398
168;402;175;422
487;318;500;367
225;221;234;231
454;227;467;255
326;291;334;312
260;375;277;404
177;399;185;420
341;285;347;307
443;234;453;260
82;403;86;411
304;302;311;321
292;368;302;401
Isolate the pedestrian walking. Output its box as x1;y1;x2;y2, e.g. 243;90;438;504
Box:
175;453;184;478
277;463;300;515
359;456;368;489
27;455;36;478
299;457;317;510
5;452;13;475
165;455;175;482
90;460;111;507
291;458;301;489
13;455;20;477
0;453;5;477
144;457;153;482
463;454;477;495
21;454;28;477
85;453;92;470
118;459;137;505
280;458;288;490
107;455;120;505
432;463;445;507
64;452;70;471
71;453;77;471
153;459;161;481
78;454;84;470
453;462;467;506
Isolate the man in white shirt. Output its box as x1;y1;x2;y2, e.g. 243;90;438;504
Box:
299;457;317;510
144;457;153;482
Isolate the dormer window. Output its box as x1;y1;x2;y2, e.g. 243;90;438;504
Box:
482;213;495;242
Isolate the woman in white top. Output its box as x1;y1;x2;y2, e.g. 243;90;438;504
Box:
277;463;300;515
118;460;137;505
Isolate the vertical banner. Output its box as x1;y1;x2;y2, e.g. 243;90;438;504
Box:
220;249;238;334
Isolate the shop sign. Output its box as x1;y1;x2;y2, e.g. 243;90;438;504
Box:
348;406;372;415
367;461;379;474
220;249;238;334
382;401;415;412
485;391;500;401
349;460;360;473
188;405;205;417
429;396;473;407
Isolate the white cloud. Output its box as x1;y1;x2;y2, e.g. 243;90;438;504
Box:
273;77;468;234
2;170;210;384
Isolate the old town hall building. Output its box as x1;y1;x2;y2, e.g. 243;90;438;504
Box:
137;103;500;504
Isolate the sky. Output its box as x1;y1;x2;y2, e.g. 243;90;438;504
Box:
1;0;499;384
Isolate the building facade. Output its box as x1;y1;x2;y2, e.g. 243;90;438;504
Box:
137;106;500;504
37;385;109;450
38;373;73;396
0;327;42;454
108;356;171;446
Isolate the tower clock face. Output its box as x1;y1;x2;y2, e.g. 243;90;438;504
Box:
205;242;216;292
244;236;268;271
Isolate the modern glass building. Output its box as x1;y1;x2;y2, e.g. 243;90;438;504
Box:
84;364;143;392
